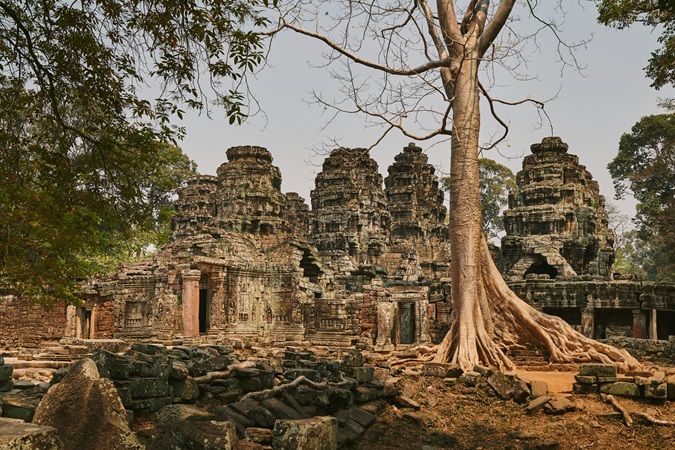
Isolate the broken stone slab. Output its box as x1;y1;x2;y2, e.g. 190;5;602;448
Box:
421;362;463;379
512;380;531;404
573;383;598;395
544;398;576;415
487;373;514;400
0;418;63;450
92;349;131;380
169;376;199;402
145;420;239;450
462;371;482;387
273;416;338;450
246;427;273;445
153;404;215;425
131;342;167;356
0;393;39;422
0;381;12;394
33;358;143;450
579;364;617;378
114;377;171;399
599;382;641;397
574;375;596;385
283;369;320;382
529;380;548;398
644;382;667;400
348;407;376;429
392;396;420;410
0;366;12;384
345;367;374;383
230;399;276;429
473;365;494;377
261;398;306;421
342;351;364;368
525;396;551;414
353;386;381;403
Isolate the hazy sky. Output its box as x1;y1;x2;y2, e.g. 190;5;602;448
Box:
177;2;674;220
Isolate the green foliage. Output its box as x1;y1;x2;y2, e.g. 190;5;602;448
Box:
442;158;517;239
608;113;675;281
597;0;675;88
0;0;267;301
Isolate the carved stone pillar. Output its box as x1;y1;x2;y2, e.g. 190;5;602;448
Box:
649;308;658;341
65;304;77;338
209;272;226;335
182;270;201;337
580;308;594;339
375;302;395;351
632;309;647;339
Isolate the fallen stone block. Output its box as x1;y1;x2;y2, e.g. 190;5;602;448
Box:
579;364;617;378
599;382;640;397
246;427;273;445
146;420;238;450
154;404;215;425
273;416;338;450
529;380;548;398
392;396;420;410
0;417;63;449
33;358;143;450
0;393;39;422
422;362;463;378
573;383;598;395
346;367;374;383
487;373;514;400
463;371;482;387
574;375;596;385
348;406;376;429
230;399;276;429
262;398;305;421
544;398;576;415
644;382;667;399
512;380;531;404
526;396;551;414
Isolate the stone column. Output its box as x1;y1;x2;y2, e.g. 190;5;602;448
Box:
374;302;395;351
182;270;201;338
65;304;77;338
649;308;658;341
209;272;226;335
632;309;648;339
580;308;594;339
416;299;431;344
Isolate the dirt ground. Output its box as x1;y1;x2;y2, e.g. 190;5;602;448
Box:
347;372;675;450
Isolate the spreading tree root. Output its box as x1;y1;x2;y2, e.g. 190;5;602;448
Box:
240;375;356;403
434;237;641;373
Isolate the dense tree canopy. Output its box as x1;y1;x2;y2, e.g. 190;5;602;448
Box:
598;0;675;88
608;113;675;280
0;0;271;301
442;158;516;240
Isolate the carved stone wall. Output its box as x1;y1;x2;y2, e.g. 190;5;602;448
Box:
501;137;615;280
171;175;218;237
0;296;67;348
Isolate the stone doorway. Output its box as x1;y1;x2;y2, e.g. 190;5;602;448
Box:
199;288;210;334
398;302;416;344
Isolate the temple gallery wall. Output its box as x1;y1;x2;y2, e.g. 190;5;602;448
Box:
1;137;674;350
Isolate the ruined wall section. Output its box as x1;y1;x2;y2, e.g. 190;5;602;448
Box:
0;296;67;348
171;175;218;238
384;143;449;280
310;148;389;268
501;137;615;280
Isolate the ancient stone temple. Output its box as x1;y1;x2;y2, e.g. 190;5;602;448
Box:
501;137;615;280
1;138;674;352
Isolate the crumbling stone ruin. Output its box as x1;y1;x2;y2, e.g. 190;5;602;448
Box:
501;137;615;279
0;137;674;352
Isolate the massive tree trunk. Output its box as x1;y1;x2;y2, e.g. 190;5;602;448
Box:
434;17;639;372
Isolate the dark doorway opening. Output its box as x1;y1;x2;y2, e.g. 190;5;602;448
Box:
199;288;209;334
524;257;558;279
399;302;416;344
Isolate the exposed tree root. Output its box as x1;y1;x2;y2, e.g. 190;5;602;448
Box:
240;375;357;402
602;394;633;426
434;237;641;373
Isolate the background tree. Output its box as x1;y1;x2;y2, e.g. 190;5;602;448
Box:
597;0;675;88
270;1;637;371
443;158;516;240
608;113;675;281
0;0;271;301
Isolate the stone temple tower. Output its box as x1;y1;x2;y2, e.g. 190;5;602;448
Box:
171;175;218;238
501;137;615;279
310;147;389;266
383;143;449;279
214;146;287;235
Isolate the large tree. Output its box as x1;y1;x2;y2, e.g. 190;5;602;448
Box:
0;0;270;301
608;113;675;281
442;158;516;240
598;0;675;88
270;1;638;371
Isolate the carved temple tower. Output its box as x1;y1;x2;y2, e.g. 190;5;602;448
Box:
501;137;615;280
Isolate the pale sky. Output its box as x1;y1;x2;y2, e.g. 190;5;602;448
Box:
177;2;674;221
